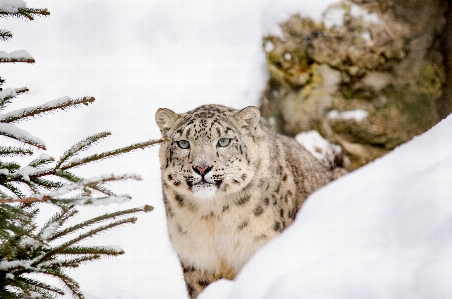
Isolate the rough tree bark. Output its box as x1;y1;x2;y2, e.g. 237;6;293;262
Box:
260;0;450;170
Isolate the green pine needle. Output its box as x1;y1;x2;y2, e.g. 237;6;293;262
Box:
50;205;152;241
0;7;50;20
35;217;137;265
0;96;95;124
0;29;13;41
60;245;125;256
60;138;167;170
55;131;111;168
0;146;33;157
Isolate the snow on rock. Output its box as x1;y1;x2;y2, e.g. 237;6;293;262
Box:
262;0;382;37
0;0;26;13
295;130;342;169
328;109;368;121
200;113;452;299
264;40;275;52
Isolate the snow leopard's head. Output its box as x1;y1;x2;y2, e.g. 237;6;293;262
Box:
155;104;260;200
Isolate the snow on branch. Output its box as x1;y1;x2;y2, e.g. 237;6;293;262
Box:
0;96;95;123
0;49;35;63
0;0;26;13
0;134;166;204
54;195;133;206
0;123;46;149
0;4;49;20
0;87;28;111
56;132;112;168
0;87;16;100
0;173;142;204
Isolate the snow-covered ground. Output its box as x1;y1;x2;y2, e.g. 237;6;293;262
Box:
2;0;451;298
200;112;452;299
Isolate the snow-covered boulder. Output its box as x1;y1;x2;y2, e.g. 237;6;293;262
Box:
200;113;452;299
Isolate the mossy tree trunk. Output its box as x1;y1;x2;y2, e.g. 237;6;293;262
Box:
260;0;450;169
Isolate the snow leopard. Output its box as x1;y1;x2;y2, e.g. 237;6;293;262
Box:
155;104;343;298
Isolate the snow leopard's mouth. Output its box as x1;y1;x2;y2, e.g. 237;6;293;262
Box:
187;178;223;190
188;179;222;200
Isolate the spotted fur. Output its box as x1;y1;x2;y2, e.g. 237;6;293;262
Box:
155;104;337;298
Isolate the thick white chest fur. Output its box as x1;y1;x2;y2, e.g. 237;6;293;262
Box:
165;184;281;274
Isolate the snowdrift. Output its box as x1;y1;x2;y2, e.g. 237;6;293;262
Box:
200;113;452;299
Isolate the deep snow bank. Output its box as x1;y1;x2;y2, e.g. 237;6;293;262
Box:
200;113;452;299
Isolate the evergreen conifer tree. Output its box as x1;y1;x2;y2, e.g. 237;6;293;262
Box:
0;2;164;298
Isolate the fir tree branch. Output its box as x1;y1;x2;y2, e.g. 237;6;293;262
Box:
50;205;152;241
55;131;111;168
0;146;33;157
0;123;46;149
29;155;54;167
42;173;142;198
50;195;132;206
0;50;35;63
0;96;95;123
0;87;18;108
0;195;51;204
2;182;26;198
51;271;83;299
21;179;40;194
61;138;167;170
33;217;138;266
0;161;21;172
14;276;65;296
0;8;50;20
0;58;35;63
38;206;77;239
46;254;102;269
53;170;116;197
13;87;28;95
59;245;125;256
0;87;28;112
0;174;141;203
30;177;63;190
7;278;57;299
0;29;13;41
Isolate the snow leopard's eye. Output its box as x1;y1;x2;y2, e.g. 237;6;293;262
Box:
217;138;231;147
177;140;190;149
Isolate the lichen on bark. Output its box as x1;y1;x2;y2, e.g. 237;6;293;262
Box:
260;0;446;169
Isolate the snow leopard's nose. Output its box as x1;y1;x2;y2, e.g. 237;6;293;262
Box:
193;165;213;177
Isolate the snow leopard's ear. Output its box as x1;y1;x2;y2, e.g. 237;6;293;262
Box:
155;108;178;137
234;106;260;131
